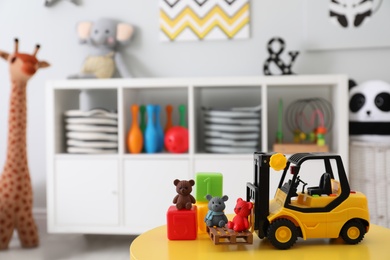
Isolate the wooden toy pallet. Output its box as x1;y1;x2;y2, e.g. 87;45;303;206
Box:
207;226;253;245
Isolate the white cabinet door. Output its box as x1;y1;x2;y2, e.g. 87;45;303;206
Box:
54;158;119;226
124;159;190;233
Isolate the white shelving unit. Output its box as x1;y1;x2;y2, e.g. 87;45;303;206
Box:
46;75;349;234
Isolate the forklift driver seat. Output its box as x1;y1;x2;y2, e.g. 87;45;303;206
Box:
307;173;332;196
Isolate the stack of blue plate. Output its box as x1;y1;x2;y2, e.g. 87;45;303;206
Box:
64;109;118;154
202;105;261;153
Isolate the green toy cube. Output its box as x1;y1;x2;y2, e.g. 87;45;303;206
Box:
195;172;223;202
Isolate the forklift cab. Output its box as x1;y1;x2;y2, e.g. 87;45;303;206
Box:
277;153;348;211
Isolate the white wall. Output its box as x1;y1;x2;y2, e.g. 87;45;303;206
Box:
0;0;389;209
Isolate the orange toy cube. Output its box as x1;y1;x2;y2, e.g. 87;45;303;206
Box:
167;205;197;240
196;202;208;233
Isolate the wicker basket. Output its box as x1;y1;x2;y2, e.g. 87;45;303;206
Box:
349;141;390;228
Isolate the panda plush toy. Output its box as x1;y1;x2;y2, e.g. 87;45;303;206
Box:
349;79;390;142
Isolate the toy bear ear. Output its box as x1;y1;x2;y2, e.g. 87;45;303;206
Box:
173;179;180;186
247;202;253;209
206;194;212;201
222;195;229;201
189;179;195;186
117;23;134;42
349;79;357;90
237;198;243;203
77;21;92;41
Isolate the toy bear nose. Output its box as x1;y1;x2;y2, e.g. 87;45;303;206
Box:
366;110;371;116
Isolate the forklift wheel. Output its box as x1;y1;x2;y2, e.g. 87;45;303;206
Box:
267;218;298;249
340;220;365;244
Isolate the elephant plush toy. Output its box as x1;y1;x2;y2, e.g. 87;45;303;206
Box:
69;18;134;79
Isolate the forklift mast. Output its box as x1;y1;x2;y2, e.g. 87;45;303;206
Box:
246;152;274;238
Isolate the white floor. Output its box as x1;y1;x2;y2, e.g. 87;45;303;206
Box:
0;217;137;260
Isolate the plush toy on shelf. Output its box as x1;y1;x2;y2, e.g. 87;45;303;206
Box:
68;18;134;79
349;79;390;142
0;39;50;249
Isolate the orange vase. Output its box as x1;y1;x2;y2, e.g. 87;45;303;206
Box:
127;105;143;153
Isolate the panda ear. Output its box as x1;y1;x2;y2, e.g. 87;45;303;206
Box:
349;79;357;90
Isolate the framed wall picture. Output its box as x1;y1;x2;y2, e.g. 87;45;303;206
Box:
159;0;250;42
305;0;390;50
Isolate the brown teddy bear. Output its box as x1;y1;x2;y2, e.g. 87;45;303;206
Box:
173;179;196;210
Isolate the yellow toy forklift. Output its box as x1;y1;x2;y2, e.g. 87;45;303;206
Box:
247;152;370;249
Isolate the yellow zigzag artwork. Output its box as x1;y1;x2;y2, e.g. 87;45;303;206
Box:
160;0;250;41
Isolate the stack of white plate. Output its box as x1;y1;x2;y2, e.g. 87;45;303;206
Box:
202;105;261;153
64;109;118;154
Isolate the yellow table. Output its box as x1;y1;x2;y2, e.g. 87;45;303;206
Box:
130;224;390;260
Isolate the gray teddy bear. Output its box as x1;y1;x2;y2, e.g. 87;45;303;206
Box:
204;194;229;228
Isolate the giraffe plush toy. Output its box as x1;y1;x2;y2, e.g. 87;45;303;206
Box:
0;39;49;249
